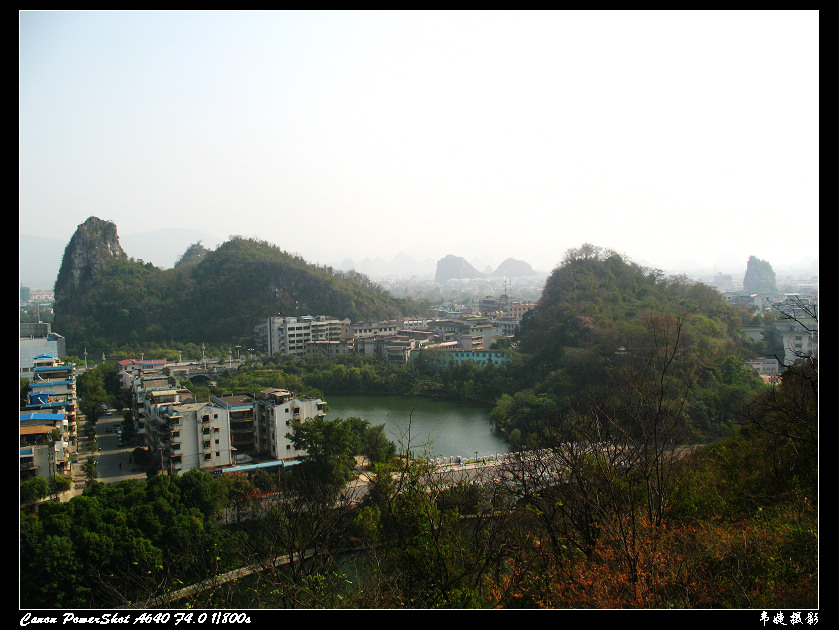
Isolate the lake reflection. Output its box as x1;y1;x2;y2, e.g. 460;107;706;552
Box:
324;394;510;459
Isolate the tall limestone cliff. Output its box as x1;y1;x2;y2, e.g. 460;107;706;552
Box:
54;217;128;327
743;255;777;294
55;217;127;298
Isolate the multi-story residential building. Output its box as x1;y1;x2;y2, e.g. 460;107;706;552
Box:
116;358;168;390
509;301;535;321
713;273;736;292
352;328;437;362
447;349;511;366
411;348;511;367
478;294;511;316
745;356;781;378
122;364;179;440
478;295;535;321
425;317;497;349
305;338;355;357
464;318;495;348
772;318;818;366
741;326;764;342
492;317;521;337
456;334;484;350
770;296;818;366
20;323;66;378
252;389;326;461
212;394;256;460
381;337;422;363
20;410;72;485
22;354;78;445
254;316;350;356
351;319;401;339
724;293;770;311
425;318;468;343
142;390;233;474
311;316;351;343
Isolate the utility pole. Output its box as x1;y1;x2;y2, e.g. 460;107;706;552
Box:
48;433;57;501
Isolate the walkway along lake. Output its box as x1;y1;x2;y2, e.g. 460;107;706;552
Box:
324;394;510;460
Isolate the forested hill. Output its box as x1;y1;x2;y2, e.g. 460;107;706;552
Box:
518;244;743;367
503;244;757;443
53;218;423;352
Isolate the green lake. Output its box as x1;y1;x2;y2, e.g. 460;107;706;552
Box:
323;394;510;459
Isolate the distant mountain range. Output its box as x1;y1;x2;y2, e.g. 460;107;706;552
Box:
431;255;540;283
337;253;438;279
19;227;818;291
20;228;545;289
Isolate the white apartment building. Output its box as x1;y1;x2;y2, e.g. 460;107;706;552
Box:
252;388;326;461
773;319;818;366
351;320;401;338
771;298;818;367
116;358;168;390
142;390;233;474
305;339;355;357
20;329;66;378
745;356;781;377
254;316;350;356
492;317;521;337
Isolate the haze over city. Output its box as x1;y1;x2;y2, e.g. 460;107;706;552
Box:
20;10;819;283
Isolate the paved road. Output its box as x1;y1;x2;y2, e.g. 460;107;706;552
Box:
72;410;146;495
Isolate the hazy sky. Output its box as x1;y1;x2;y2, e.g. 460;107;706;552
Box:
19;10;819;274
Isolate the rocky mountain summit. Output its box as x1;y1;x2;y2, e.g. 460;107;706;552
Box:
54;217;127;302
743;255;777;294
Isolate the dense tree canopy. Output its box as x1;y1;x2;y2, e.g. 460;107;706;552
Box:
499;245;760;444
54;236;425;355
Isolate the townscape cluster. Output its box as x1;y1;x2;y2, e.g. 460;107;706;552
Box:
20;281;817;501
19;292;537;496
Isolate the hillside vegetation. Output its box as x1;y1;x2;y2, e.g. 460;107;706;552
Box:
54;226;423;354
492;245;761;446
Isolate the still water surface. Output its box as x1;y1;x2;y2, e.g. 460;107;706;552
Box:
324;394;510;459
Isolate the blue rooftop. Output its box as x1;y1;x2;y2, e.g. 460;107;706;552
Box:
20;412;65;422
